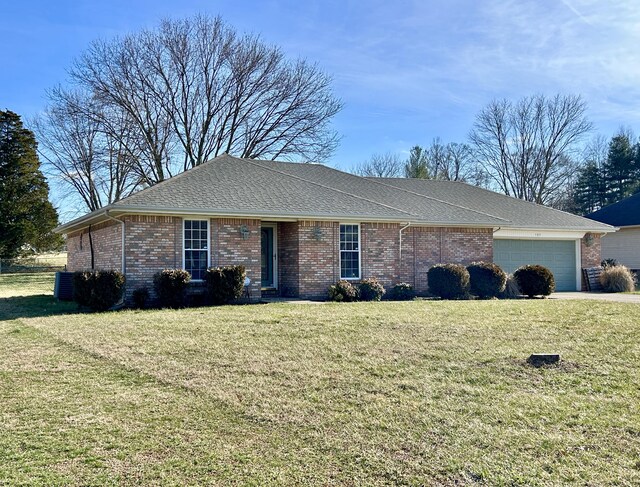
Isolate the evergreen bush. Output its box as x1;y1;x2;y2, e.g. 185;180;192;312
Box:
513;265;555;298
132;287;150;309
153;269;191;308
467;261;507;298
72;270;125;311
427;264;470;299
205;265;246;304
358;277;385;301
388;282;415;301
328;280;358;302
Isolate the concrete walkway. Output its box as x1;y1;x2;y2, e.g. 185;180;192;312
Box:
550;292;640;303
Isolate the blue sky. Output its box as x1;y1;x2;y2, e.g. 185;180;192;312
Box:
2;0;640;176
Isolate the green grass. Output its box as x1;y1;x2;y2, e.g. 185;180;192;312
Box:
1;273;639;485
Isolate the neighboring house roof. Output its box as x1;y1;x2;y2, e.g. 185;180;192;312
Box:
56;154;614;234
586;192;640;227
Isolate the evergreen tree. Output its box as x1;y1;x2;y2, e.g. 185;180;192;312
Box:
0;110;62;258
571;161;606;214
404;145;430;179
603;133;639;204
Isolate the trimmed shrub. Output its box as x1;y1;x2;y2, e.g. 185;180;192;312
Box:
467;261;507;298
388;282;415;301
601;258;618;268
499;274;522;299
427;264;470;299
600;265;636;293
153;269;191;308
358;277;385;301
72;270;125;311
132;287;150;309
328;280;358;302
205;265;246;305
72;271;94;308
513;265;555;298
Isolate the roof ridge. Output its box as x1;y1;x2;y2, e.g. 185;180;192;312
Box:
239;157;421;220
380;177;605;225
327;170;511;223
439;179;606;224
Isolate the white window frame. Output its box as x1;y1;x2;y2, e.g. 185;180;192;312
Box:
183;219;210;281
339;223;361;280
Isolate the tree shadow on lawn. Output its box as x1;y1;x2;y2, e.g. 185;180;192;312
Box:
0;294;78;321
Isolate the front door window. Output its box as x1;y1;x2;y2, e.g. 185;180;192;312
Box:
261;226;274;287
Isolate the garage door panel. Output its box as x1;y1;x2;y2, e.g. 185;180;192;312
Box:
494;239;577;291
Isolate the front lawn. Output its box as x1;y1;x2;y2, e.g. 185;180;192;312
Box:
1;273;639;485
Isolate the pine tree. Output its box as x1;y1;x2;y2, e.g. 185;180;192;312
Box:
571;161;606;214
0;110;62;258
404;145;430;179
603;133;639;204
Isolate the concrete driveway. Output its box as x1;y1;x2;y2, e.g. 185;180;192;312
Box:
550;292;640;303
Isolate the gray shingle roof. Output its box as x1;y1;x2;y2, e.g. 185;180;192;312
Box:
374;178;613;231
112;155;412;220
57;154;614;233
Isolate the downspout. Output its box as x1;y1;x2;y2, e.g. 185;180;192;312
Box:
88;224;95;270
104;210;126;307
399;222;411;280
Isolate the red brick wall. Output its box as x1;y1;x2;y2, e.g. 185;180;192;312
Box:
278;222;299;297
67;215;496;301
580;232;602;290
581;233;601;268
124;215;182;297
398;227;493;294
410;228;445;293
67;221;122;272
291;222;493;299
297;221;339;299
211;218;261;298
361;223;400;289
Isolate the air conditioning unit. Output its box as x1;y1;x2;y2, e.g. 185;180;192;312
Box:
54;271;74;301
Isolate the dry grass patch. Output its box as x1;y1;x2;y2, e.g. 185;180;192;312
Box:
1;273;639;485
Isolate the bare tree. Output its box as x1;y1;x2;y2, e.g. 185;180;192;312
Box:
423;138;480;182
66;14;341;186
33;88;141;211
71;36;179;185
353;152;403;177
469;94;592;205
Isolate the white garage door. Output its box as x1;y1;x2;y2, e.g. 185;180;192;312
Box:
494;239;577;291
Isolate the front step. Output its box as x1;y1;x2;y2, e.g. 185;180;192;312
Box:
261;288;279;298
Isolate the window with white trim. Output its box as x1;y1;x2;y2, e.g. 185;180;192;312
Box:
184;220;209;280
340;224;360;279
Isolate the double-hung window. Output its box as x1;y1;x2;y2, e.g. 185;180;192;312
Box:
184;220;209;280
340;224;360;279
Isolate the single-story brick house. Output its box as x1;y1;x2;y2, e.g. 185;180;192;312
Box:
587;192;640;271
56;154;614;300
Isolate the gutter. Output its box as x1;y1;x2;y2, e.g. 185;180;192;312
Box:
56;206;507;235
